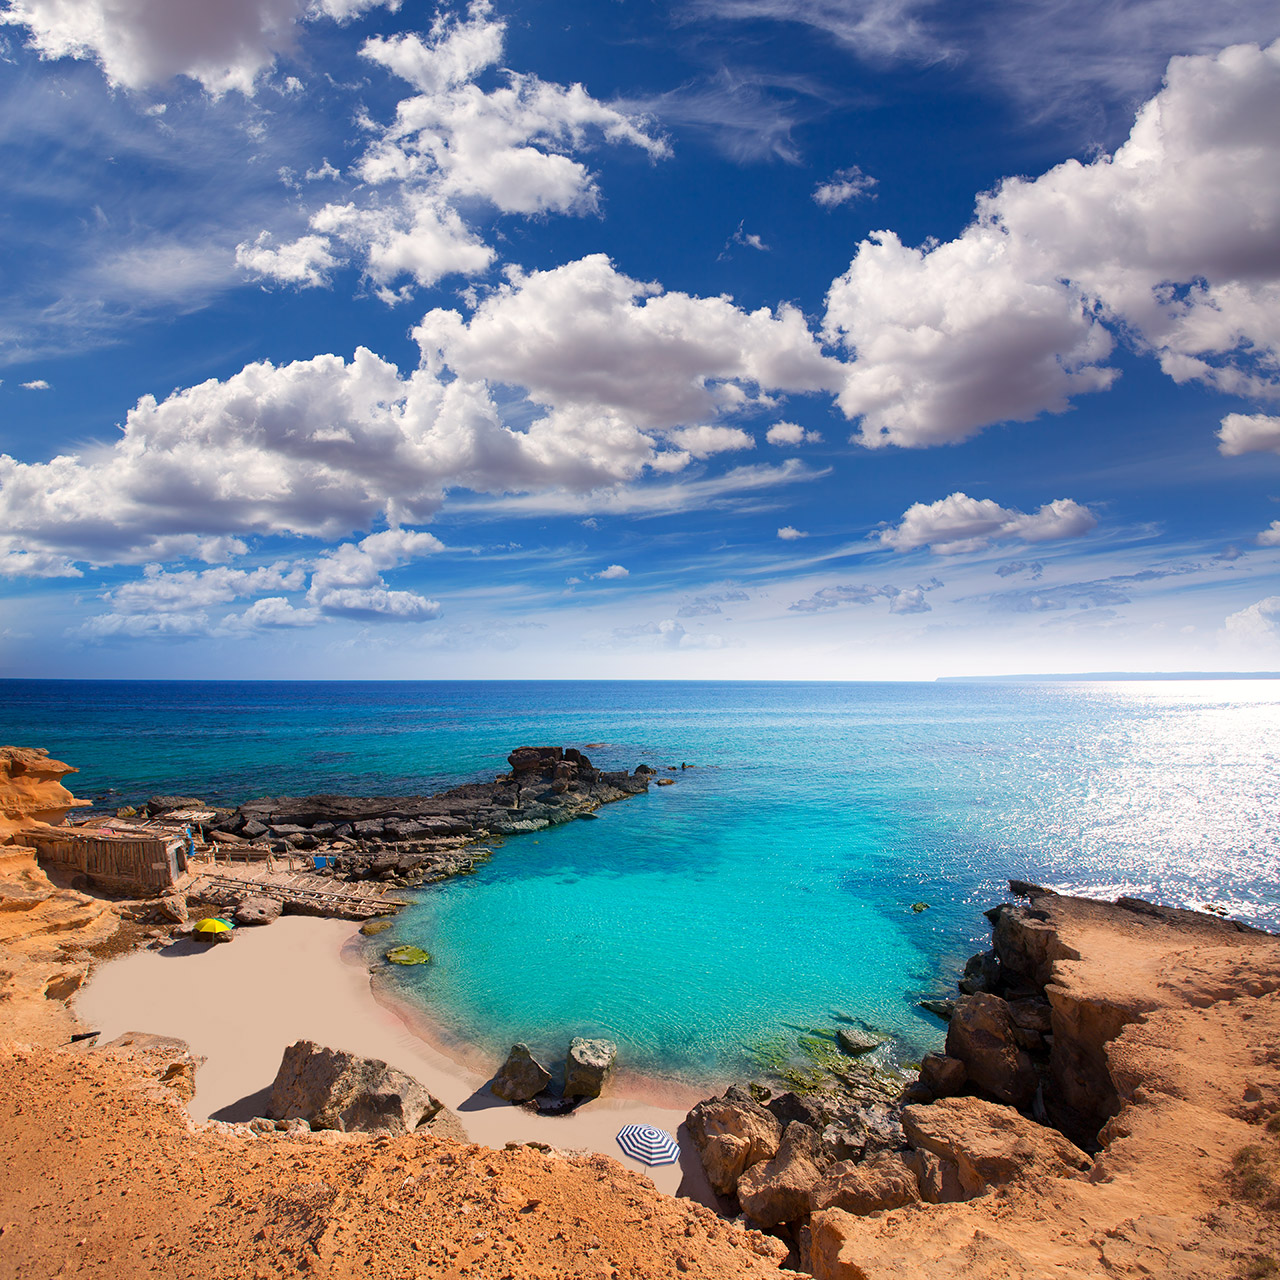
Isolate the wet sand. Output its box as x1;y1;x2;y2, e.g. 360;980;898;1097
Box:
74;915;716;1200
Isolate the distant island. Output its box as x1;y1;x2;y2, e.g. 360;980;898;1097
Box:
938;671;1280;682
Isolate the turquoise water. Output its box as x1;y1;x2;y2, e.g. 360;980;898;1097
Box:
4;678;1278;1084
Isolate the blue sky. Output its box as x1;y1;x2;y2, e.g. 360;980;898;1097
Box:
1;0;1278;679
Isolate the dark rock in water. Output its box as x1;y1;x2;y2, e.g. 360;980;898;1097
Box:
146;795;206;816
1008;879;1053;898
634;763;657;775
490;1043;552;1102
919;998;957;1021
836;1027;885;1056
360;920;393;937
268;1039;441;1134
959;948;1001;995
945;992;1037;1107
508;746;562;775
385;945;430;966
737;1121;826;1228
686;1093;783;1196
564;1037;616;1099
234;896;282;926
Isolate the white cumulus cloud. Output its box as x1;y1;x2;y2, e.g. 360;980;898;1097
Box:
825;40;1280;447
594;564;629;580
1223;595;1280;645
880;492;1097;554
777;526;807;540
765;420;823;446
813;165;877;208
240;4;666;297
1219;412;1280;456
0;0;397;95
1258;521;1280;547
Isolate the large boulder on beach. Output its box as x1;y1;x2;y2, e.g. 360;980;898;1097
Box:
564;1037;616;1099
686;1093;783;1196
945;992;1038;1106
490;1043;552;1102
268;1039;441;1134
234;896;282;926
737;1121;826;1228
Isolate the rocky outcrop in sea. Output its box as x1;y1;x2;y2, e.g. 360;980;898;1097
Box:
193;745;651;890
683;881;1280;1277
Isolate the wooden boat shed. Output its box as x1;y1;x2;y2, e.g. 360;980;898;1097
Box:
22;826;186;896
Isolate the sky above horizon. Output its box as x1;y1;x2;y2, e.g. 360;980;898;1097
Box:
0;0;1278;680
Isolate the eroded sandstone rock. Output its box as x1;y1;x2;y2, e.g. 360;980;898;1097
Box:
269;1039;441;1133
490;1043;552;1102
904;1146;966;1204
901;1096;1090;1199
685;1092;782;1196
737;1121;825;1228
98;1031;204;1104
919;1052;967;1098
809;1207;867;1280
809;1150;920;1216
0;747;86;845
946;992;1038;1106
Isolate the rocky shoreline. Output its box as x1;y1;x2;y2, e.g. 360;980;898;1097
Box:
674;880;1280;1276
163;744;655;894
7;743;1280;1277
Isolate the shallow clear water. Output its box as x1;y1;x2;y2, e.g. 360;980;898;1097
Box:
4;678;1277;1084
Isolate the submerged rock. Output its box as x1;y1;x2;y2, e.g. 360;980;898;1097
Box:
359;919;393;936
385;944;431;966
268;1039;441;1134
835;1027;885;1057
490;1043;552;1102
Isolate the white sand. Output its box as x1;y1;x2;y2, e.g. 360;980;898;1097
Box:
75;917;716;1200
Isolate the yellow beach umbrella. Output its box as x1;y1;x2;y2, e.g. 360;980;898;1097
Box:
192;917;233;936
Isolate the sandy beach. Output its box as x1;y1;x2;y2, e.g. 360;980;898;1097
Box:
74;914;716;1200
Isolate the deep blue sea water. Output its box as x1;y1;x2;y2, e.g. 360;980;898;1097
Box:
4;678;1278;1085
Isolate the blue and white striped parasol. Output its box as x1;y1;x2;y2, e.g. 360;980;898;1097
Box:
616;1123;680;1165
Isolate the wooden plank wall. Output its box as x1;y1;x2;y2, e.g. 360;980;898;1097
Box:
29;832;177;893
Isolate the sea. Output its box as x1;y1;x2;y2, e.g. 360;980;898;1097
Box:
3;678;1278;1089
